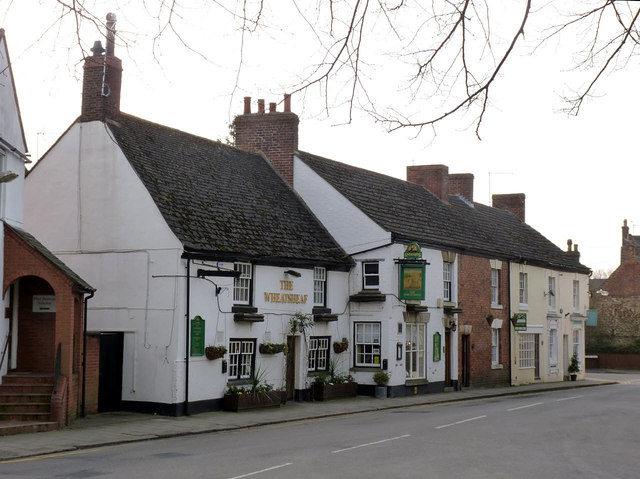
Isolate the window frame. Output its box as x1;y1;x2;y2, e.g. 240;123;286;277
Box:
313;267;327;307
548;276;556;310
491;328;500;366
228;338;256;380
573;280;580;312
572;328;582;370
491;268;499;306
354;322;382;367
308;336;330;372
443;262;452;301
519;333;536;369
405;323;426;379
233;262;253;305
362;262;380;290
519;272;528;306
548;326;558;368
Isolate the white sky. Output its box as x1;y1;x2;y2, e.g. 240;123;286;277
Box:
2;0;638;273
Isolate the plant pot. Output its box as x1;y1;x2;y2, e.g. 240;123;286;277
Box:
205;347;224;360
222;391;286;411
312;382;358;401
375;385;388;399
570;374;577;381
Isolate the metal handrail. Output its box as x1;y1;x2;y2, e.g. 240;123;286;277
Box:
0;333;10;373
54;342;62;393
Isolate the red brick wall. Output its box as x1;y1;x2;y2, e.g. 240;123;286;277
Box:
448;173;474;201
234;107;299;185
84;335;100;415
457;255;511;387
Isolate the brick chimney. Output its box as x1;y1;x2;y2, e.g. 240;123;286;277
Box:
233;93;299;185
81;13;122;122
492;193;525;222
449;173;474;201
406;165;449;201
566;239;581;262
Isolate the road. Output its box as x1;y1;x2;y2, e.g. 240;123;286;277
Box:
2;372;639;479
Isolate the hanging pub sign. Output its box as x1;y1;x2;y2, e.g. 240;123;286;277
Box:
512;313;527;331
190;315;205;357
399;242;426;300
433;332;441;362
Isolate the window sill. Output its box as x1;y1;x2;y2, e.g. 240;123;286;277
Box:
234;312;265;322
518;304;529;311
350;291;386;302
350;366;382;372
313;307;338;322
491;364;503;370
232;305;258;314
490;304;503;310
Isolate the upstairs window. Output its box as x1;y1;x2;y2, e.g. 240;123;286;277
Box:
491;269;499;305
313;267;327;306
573;280;580;312
443;262;453;301
233;262;252;305
548;277;556;310
519;273;528;305
363;262;380;290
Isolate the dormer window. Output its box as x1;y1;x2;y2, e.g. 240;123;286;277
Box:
233;262;252;305
363;262;380;290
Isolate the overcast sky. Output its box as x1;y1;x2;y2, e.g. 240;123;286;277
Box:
2;1;638;273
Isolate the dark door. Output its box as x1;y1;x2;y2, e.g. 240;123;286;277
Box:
99;332;124;412
286;336;296;401
445;329;451;386
534;334;540;379
461;334;471;388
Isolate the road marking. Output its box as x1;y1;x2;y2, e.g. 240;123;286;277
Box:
555;395;583;402
507;402;543;412
332;434;411;454
0;448;102;464
227;463;292;479
435;415;487;429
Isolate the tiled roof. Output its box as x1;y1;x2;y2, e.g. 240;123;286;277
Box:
297;151;590;273
4;222;94;291
105;114;350;268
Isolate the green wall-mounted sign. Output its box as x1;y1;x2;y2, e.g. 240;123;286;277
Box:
190;315;205;357
404;242;422;259
433;332;441;362
399;263;426;300
512;313;527;331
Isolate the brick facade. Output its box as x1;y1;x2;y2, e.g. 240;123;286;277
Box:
3;226;93;423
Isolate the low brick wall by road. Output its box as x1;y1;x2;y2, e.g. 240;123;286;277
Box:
586;353;640;369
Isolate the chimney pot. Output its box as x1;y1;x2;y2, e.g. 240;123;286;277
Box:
106;13;117;56
258;99;265;114
284;93;291;112
243;97;251;114
91;41;105;56
269;102;276;113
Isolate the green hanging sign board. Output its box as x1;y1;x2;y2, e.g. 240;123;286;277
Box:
433;332;441;362
399;264;426;300
190;315;205;357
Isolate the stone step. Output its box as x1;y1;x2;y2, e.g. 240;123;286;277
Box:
0;402;51;414
0;393;52;403
0;384;54;394
2;374;54;385
0;411;52;422
0;421;58;436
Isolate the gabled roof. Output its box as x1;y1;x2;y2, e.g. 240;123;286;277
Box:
4;222;94;292
297;151;590;274
105;114;350;268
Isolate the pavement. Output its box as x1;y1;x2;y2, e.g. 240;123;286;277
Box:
0;371;624;462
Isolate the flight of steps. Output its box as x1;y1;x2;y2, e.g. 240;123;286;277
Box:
0;372;58;436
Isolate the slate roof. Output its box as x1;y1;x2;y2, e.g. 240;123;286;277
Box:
296;151;590;274
4;222;94;291
105;114;350;268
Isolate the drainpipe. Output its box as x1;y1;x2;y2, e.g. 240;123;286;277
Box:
185;257;191;416
507;262;512;384
81;290;95;417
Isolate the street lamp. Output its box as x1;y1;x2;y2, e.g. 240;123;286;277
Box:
0;171;19;183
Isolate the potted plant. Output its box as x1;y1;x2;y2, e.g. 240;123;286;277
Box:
333;338;349;354
223;366;286;411
373;371;389;398
568;352;580;381
259;342;287;354
311;361;357;401
205;345;227;360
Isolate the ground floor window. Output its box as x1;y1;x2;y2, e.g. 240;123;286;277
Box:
519;333;536;369
228;339;256;379
308;336;330;371
405;323;426;379
548;326;558;367
355;322;381;367
572;328;582;370
491;328;500;366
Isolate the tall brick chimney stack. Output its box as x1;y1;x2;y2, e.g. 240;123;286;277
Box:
233;94;299;185
566;239;581;262
492;193;525;222
406;165;450;202
81;13;122;122
621;219;635;264
448;173;474;201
